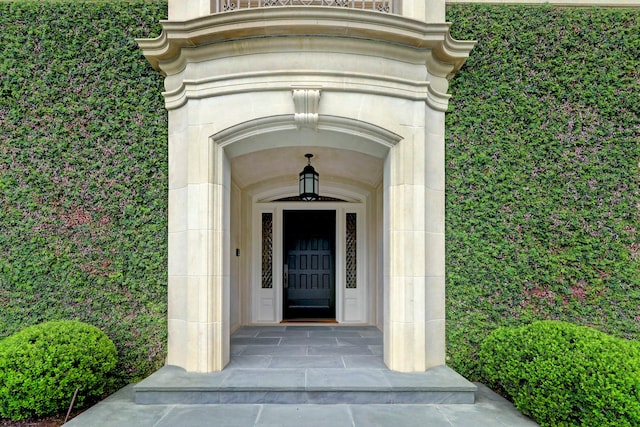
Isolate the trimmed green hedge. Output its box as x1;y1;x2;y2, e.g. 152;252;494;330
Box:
0;321;117;420
480;321;640;426
0;0;638;399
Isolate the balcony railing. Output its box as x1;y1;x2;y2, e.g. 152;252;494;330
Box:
215;0;392;13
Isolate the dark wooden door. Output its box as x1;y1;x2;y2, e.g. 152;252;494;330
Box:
283;210;335;320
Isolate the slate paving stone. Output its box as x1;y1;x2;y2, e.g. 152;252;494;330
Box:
256;404;354;427
231;337;281;345
66;381;541;427
350;404;452;427
230;329;260;338
308;344;373;355
226;355;272;368
257;329;310;337
156;404;261;427
383;365;473;390
284;325;332;331
308;329;362;337
218;390;307;404
357;329;384;337
269;355;345;368
343;355;388;369
305;390;392;404
337;337;383;346
241;344;308;356
435;384;539;427
230;344;247;355
235;326;286;335
64;386;172;427
65;403;172;427
280;337;338;346
221;368;306;389
369;344;383;355
436;405;506;427
328;326;379;332
69;328;540;426
306;368;391;390
134;365;231;389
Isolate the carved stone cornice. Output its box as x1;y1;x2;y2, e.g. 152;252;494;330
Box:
137;8;475;111
137;8;475;76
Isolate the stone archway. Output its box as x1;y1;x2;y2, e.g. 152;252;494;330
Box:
138;7;474;373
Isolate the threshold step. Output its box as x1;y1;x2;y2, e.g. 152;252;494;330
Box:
133;365;477;405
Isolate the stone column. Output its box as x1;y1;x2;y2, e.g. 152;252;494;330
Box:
166;102;230;372
383;104;446;372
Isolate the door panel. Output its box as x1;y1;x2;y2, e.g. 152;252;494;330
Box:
284;210;335;319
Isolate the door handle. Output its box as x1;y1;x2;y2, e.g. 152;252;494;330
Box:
283;264;289;289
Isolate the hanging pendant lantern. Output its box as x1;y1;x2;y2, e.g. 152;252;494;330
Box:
299;153;319;201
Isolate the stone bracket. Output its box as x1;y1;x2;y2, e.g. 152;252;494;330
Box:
292;88;321;129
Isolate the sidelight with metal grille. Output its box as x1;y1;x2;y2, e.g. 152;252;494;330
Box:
261;213;273;288
346;212;357;288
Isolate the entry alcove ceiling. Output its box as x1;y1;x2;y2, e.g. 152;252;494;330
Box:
230;145;383;191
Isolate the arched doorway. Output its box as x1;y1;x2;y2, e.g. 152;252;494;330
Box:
215;116;400;328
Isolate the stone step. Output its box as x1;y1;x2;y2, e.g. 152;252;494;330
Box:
134;365;477;405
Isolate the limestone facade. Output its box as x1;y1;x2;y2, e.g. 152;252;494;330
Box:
138;2;474;373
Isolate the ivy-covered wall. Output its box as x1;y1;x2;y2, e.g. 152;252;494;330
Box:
0;1;168;384
0;1;637;385
446;5;639;378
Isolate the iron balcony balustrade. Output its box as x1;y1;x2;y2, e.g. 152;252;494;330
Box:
215;0;392;13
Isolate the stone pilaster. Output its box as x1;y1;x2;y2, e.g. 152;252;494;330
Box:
166;104;230;372
383;105;446;372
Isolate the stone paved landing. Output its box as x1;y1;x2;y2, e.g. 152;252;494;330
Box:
134;326;477;405
65;383;541;427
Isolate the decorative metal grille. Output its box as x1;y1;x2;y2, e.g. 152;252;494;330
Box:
216;0;392;13
261;213;273;288
346;213;357;289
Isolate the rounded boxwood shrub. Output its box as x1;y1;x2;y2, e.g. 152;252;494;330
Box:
480;320;640;427
0;320;117;420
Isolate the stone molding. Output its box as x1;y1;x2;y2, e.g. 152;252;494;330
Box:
136;8;475;74
213;114;402;159
161;71;448;111
137;10;475;112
